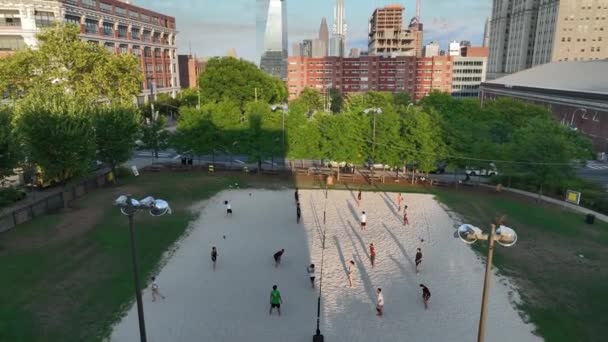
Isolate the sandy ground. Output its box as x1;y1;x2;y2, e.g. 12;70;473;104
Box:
110;189;542;342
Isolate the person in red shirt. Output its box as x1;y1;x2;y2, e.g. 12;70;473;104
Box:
369;243;376;268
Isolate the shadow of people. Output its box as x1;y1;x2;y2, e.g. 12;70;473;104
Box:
382;222;415;269
353;254;377;304
347;200;360;222
333;235;348;277
380;192;402;222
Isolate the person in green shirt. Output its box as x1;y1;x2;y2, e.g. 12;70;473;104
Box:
269;285;283;316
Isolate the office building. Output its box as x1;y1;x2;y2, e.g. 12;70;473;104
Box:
349;47;361;57
480;61;608;152
414;56;453;101
423;41;440;57
368;4;423;57
259;0;288;80
449;40;461;56
460;40;471;47
178;54;206;89
292;42;302;57
0;0;180;101
482;17;490;47
331;0;346;57
311;39;325;57
487;0;608;79
318;17;328;56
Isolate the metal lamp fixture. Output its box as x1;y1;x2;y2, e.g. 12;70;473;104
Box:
456;222;517;342
114;195;171;342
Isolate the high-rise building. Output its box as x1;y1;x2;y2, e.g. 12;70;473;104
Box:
0;0;180;101
414;56;453;101
318;17;329;56
331;0;347;57
292;42;302;57
259;0;288;80
328;34;344;57
449;41;461;56
368;4;423;57
302;39;314;57
460;40;472;48
486;0;608;79
482;17;491;48
311;39;325;57
423;41;440;57
349;47;361;57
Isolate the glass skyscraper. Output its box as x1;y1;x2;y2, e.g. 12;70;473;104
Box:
258;0;288;80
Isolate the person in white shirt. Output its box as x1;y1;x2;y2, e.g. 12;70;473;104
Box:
307;264;316;288
151;276;166;302
376;288;384;316
360;211;367;230
225;200;232;216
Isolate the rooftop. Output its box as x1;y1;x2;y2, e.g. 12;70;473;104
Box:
484;61;608;95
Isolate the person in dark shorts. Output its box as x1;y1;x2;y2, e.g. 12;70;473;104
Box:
347;260;355;287
369;243;376;268
376;288;384;316
296;202;301;223
357;190;362;206
403;206;409;226
225;200;232;216
273;249;285;267
211;246;218;270
415;248;422;273
269;285;283;316
420;284;431;309
307;264;316;288
360;211;367;230
294;188;299;203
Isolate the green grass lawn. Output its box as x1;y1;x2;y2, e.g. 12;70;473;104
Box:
1;173;606;341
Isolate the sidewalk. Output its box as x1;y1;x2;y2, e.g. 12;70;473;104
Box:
479;184;608;223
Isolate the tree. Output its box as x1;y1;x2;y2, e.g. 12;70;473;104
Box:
174;108;221;163
285;100;321;161
140;116;170;159
154;93;180;117
199;57;287;110
318;112;366;165
93;105;141;180
400;106;446;179
14;90;96;187
179;88;200;108
328;88;344;114
243;101;280;171
295;88;324;114
507;118;592;196
0;24;141;103
0;107;19;183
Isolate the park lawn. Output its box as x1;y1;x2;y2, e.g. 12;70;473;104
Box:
433;189;608;342
0;172;242;342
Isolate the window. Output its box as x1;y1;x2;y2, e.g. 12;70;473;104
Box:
145;63;153;74
154;48;161;58
129;10;139;20
104;42;114;53
35;11;54;27
132;46;141;56
116;7;126;16
140;14;150;22
119;44;128;54
117;25;127;38
0;16;21;27
82;0;97;9
85;19;97;34
156;64;163;72
65;15;80;26
144;47;152;57
100;2;112;13
103;22;113;36
152;32;160;43
0;35;26;51
142;30;151;42
131;27;140;40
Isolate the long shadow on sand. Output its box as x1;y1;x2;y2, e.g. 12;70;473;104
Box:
382;222;415;269
333;235;349;279
308;196;324;245
347;200;361;223
380;192;402;223
353;253;377;304
388;254;418;288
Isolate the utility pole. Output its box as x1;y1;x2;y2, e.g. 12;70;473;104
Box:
372;112;376;184
149;77;156;121
255;87;258;102
197;87;201;109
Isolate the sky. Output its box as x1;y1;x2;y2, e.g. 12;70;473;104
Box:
137;0;492;63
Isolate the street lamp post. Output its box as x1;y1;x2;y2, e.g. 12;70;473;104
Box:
363;108;383;185
457;220;518;342
313;181;329;342
147;77;157;121
271;103;288;165
115;195;172;342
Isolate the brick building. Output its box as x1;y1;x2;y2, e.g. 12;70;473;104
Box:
178;54;206;89
287;55;453;101
368;4;423;57
0;0;180;102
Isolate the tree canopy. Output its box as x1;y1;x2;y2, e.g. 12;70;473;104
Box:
0;24;142;103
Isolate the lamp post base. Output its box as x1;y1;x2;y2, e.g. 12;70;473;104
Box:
313;333;324;342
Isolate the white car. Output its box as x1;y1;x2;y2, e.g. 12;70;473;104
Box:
465;165;499;177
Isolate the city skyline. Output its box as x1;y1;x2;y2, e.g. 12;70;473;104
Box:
137;0;491;62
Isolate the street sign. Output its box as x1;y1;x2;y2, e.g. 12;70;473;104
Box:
566;190;581;205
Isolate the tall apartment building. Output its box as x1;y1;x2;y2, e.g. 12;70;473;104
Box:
423;41;440;57
449;41;461;56
414;56;453;101
452;47;489;98
318;17;329;56
488;0;608;80
287;55;455;101
368;4;423;57
0;0;180;101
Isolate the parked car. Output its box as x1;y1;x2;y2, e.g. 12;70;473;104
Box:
465;163;499;177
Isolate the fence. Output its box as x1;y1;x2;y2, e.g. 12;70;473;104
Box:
0;169;111;233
